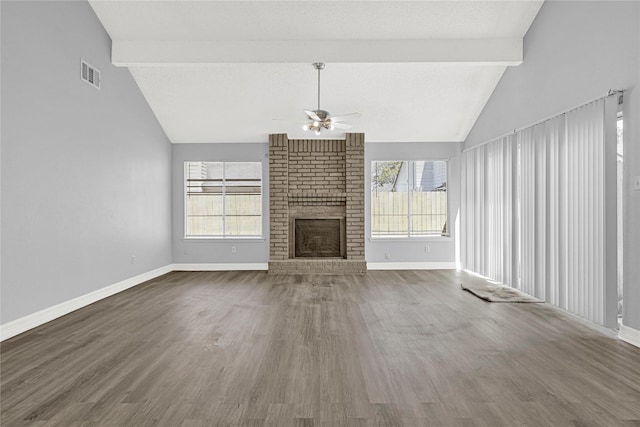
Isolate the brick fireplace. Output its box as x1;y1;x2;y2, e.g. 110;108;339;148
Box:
268;133;366;274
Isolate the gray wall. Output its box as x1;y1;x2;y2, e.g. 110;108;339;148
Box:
173;141;462;265
172;143;270;264
365;142;462;264
1;1;173;324
464;1;640;330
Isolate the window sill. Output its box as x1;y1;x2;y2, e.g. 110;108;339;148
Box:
369;235;452;242
184;237;265;243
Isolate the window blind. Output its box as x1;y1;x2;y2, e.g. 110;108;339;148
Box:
461;96;618;327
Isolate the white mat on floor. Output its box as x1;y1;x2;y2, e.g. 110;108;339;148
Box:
461;283;543;303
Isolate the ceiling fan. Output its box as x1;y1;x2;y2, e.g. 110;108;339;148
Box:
303;62;361;135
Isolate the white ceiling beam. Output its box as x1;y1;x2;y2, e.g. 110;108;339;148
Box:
112;39;522;67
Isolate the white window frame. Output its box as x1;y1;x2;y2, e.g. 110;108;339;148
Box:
370;159;450;240
184;161;263;239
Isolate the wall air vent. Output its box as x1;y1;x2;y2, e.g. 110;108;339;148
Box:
80;60;101;90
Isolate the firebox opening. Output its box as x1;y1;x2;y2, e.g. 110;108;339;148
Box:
294;218;344;258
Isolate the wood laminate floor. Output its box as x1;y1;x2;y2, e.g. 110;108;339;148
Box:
2;270;640;426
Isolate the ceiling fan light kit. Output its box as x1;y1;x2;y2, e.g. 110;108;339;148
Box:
303;62;360;135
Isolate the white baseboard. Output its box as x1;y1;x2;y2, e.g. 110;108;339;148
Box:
0;265;173;342
171;263;268;271
2;260;457;341
172;262;456;272
6;261;636;347
619;324;640;349
367;262;456;270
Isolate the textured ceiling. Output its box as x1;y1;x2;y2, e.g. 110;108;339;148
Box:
89;0;544;143
128;63;507;143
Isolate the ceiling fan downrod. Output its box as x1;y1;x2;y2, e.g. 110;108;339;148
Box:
314;62;324;112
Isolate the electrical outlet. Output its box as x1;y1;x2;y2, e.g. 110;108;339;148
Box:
384;252;390;260
231;246;237;254
131;255;136;264
634;176;640;191
424;245;430;253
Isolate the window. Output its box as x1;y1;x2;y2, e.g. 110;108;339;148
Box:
371;160;448;238
185;161;262;238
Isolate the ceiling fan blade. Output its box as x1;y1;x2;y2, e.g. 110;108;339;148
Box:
333;122;352;130
331;112;361;122
304;110;322;121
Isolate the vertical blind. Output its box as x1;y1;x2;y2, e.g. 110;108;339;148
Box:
461;136;516;286
461;96;618;327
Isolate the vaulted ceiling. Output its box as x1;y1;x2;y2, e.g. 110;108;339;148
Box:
89;0;544;143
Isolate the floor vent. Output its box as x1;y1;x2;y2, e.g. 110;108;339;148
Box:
80;60;101;90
